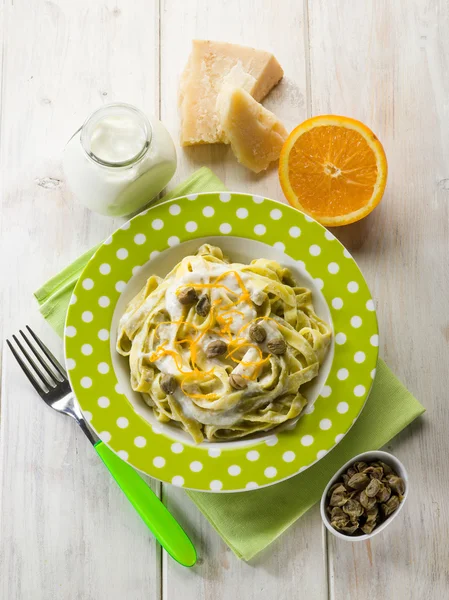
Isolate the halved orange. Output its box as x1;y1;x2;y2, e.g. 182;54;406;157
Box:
278;115;387;226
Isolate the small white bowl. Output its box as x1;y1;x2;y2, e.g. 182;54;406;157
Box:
320;450;409;541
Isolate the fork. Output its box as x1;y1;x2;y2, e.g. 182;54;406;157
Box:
7;326;197;567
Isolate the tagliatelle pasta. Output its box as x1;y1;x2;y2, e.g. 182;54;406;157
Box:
116;244;332;443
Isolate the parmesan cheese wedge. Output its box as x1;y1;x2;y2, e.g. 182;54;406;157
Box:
217;87;288;173
179;40;284;146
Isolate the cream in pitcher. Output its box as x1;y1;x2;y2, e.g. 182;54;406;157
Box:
63;103;177;217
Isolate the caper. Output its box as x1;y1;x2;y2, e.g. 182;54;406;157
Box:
229;373;247;390
267;338;287;355
206;340;228;358
160;374;177;395
249;323;267;343
177;286;198;305
196;295;211;317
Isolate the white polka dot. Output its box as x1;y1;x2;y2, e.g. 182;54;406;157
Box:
103;236;113;245
98;362;109;374
171;443;184;454
246;482;259;490
66;358;76;370
264;467;277;478
210;480;223;491
270;208;283;220
305;214;314;222
320;418;332;430
117;450;129;460
116;417;129;429
153;456;166;468
100;431;111;443
99;263;111;275
321;385;332;398
366;299;375;311
81;344;93;356
69;294;77;305
354;351;366;363
134;233;146;245
172;476;184;487
273;242;285;253
98;396;110;408
301;435;314;446
317;450;328;459
228;465;241;476
309;244;321;256
169;204;181;215
82;278;94;290
208;448;221;458
116;248;128;260
304;403;315;414
132;265;141;276
152;219;164;230
337;402;349;414
115;281;126;293
265;435;278;446
246;450;259;461
283;451;295;463
219;223;232;234
343;248;351;258
254;224;266;235
152;425;162;434
236;208;248;219
81;310;94;323
121;221;131;230
370;334;379;347
187;193;198;201
168;236;180;246
335;433;345;443
297;260;306;270
99;296;110;307
337;368;349;380
351;316;362;328
185;221;198;232
134;436;146;448
371;368;377;379
347;281;359;293
115;383;124;395
325;230;335;241
65;326;77;337
149;250;159;260
203;206;214;217
328;262;339;274
332;298;343;309
354;385;366;397
253;195;264;204
98;329;109;341
315;278;324;290
335;332;346;345
219;192;230;202
289;226;301;238
189;461;202;472
80;377;92;389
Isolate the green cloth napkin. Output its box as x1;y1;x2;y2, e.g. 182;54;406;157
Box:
34;167;425;561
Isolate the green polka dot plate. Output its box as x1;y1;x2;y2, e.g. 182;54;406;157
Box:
64;192;378;492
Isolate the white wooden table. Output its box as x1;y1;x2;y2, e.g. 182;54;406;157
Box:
1;1;448;598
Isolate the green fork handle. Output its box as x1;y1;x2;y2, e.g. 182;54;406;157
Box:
94;440;197;567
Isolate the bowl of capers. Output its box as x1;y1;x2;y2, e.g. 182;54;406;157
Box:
320;450;408;541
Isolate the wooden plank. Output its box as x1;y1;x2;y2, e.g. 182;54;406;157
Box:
0;1;162;598
159;1;327;598
307;1;449;598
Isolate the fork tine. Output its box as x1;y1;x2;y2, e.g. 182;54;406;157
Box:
26;326;67;379
12;334;55;388
20;329;64;383
7;339;46;395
